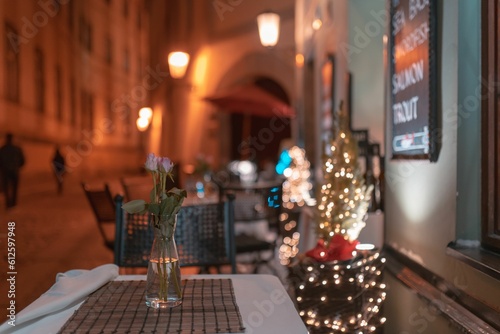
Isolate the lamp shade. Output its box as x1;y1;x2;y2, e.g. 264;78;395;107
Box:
257;12;280;47
168;51;190;78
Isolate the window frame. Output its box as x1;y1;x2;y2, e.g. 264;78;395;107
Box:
55;65;63;121
34;47;45;113
4;23;20;103
481;0;500;252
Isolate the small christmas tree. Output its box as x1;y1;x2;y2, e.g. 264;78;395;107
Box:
316;101;373;248
288;102;386;334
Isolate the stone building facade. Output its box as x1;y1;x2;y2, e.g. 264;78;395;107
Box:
0;0;149;185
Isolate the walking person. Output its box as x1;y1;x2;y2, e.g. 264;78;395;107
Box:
0;133;25;208
51;146;65;194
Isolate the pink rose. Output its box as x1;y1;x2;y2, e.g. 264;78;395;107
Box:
159;157;173;173
145;153;158;171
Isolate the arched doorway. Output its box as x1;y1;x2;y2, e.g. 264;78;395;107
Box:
229;77;292;171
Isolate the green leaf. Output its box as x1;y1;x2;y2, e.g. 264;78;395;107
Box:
168;187;188;199
122;199;147;214
149;203;161;215
160;197;169;215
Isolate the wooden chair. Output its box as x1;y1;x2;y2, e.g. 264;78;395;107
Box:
81;182;116;250
114;195;237;274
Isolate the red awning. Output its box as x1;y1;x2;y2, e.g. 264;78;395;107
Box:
204;84;295;118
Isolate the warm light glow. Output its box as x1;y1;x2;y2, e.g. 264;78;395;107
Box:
312;18;322;30
257;12;280;47
139;107;153;120
295;53;304;68
136;117;149;132
168;51;190;78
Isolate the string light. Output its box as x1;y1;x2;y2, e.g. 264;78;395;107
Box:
279;146;317;265
289;250;387;333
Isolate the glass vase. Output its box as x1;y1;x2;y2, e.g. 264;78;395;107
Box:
145;214;182;308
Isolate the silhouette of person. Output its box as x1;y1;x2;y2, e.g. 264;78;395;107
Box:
51;146;65;194
0;133;25;208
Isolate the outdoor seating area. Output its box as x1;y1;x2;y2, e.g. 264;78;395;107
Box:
82;165;287;276
2;0;500;333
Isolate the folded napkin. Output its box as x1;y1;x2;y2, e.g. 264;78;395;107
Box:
0;264;118;333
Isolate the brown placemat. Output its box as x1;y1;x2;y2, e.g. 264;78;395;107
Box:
58;279;246;333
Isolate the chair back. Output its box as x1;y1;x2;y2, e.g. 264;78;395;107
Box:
216;181;283;274
176;198;236;271
220;181;283;231
82;182;116;249
114;195;236;273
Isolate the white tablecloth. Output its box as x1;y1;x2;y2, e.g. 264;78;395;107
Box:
1;270;307;334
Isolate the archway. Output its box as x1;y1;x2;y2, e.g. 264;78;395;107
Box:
229;77;292;172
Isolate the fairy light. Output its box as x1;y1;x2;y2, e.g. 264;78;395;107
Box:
289;249;387;333
281;146;316;207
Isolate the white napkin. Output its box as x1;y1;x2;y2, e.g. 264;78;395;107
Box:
0;264;118;333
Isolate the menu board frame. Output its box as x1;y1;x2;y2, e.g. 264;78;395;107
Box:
390;0;439;161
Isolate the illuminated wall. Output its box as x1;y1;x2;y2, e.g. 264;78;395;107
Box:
0;0;148;184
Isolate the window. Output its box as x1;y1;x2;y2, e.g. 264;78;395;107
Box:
481;0;500;252
123;48;129;72
122;104;131;135
4;23;20;103
106;99;115;133
70;79;76;127
35;48;45;113
123;0;128;18
137;56;142;81
55;65;63;121
86;22;92;52
136;9;142;30
68;0;73;30
81;90;94;131
88;94;94;130
79;16;92;52
104;36;112;64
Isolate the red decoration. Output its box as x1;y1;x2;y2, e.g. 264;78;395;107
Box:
305;235;359;262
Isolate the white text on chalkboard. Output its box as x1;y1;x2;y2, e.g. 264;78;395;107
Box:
393;96;419;124
409;0;429;20
392;59;424;95
395;22;429;59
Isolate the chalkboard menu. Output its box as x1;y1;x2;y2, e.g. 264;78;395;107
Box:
390;0;439;161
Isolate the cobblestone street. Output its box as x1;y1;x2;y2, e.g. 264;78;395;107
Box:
0;174;121;314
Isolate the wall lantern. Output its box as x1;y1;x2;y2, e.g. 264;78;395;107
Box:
136;107;153;131
257;12;280;47
168;51;190;79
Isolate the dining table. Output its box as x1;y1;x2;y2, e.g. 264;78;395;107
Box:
0;264;307;334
